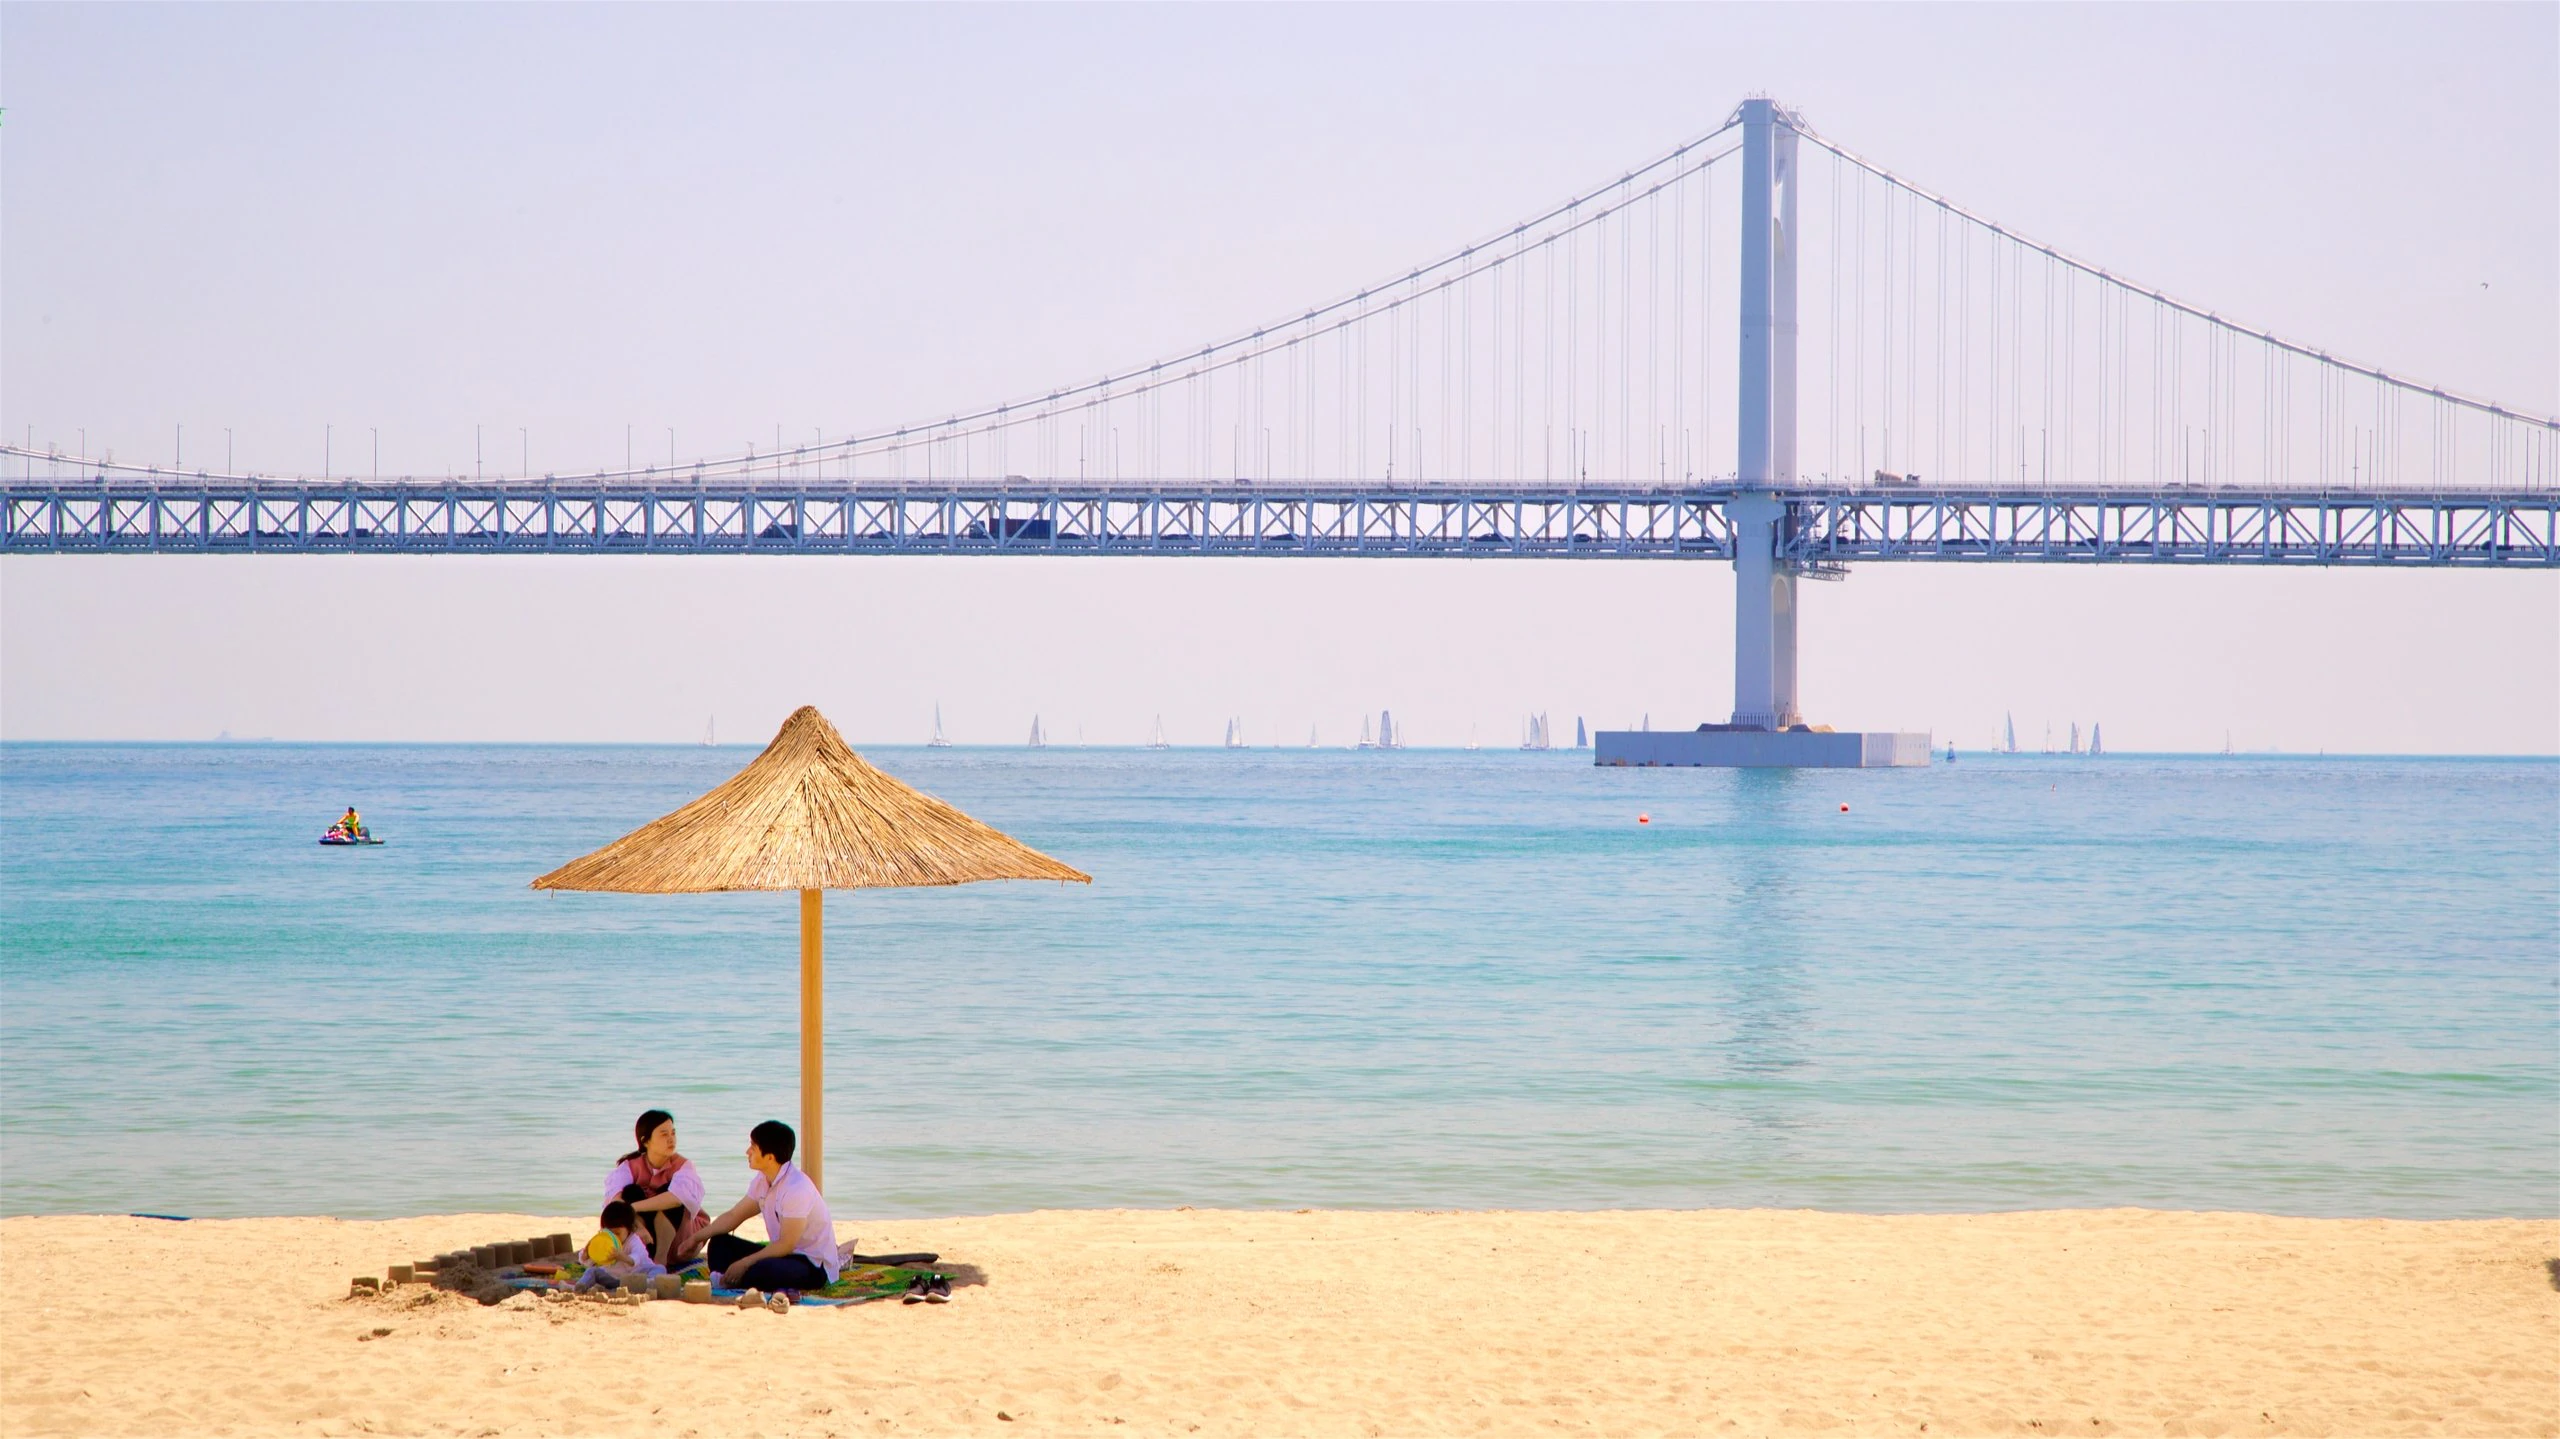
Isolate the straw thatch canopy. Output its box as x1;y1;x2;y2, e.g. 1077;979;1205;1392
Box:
532;705;1090;894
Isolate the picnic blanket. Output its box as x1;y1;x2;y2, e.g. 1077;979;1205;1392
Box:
520;1256;945;1307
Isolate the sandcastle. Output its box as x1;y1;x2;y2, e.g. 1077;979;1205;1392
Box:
384;1232;581;1305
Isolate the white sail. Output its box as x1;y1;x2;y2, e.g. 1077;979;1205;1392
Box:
1575;716;1588;748
2069;721;2081;755
928;703;952;748
2090;722;2104;757
702;716;716;747
1028;714;1045;747
1308;724;1319;748
2004;712;2016;753
1147;715;1170;750
1357;715;1375;749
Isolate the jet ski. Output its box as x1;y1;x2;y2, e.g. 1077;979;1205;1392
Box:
319;828;384;846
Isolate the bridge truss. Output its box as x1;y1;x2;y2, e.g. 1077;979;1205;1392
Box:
6;478;2549;567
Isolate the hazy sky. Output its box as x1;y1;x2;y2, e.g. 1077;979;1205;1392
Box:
4;3;2554;751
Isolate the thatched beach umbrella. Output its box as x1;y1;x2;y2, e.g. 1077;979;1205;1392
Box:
533;704;1089;1190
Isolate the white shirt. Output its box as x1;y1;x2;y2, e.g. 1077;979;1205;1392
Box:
587;1226;666;1278
616;1227;666;1277
604;1157;705;1211
744;1161;840;1281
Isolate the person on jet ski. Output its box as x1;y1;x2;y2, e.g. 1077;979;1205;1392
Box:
335;806;365;839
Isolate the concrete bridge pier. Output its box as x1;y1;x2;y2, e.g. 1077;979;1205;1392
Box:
1728;492;1800;733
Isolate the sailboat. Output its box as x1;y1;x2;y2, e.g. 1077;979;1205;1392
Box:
701;716;716;747
2089;722;2104;757
1146;715;1171;750
2069;721;2081;755
1465;724;1480;752
1380;709;1404;750
1356;714;1377;750
1520;713;1551;751
1575;717;1588;749
1028;714;1046;748
927;704;952;748
2003;712;2017;754
2222;729;2234;756
1224;717;1247;750
1307;724;1319;748
2043;722;2054;755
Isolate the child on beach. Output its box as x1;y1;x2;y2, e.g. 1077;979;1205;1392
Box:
575;1199;667;1291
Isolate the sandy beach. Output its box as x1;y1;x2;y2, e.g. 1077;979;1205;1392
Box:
1;1207;2550;1438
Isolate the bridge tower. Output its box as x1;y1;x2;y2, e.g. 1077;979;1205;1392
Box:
1596;98;1930;766
1730;97;1802;732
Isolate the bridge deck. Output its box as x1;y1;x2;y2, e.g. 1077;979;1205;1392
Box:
4;481;2552;566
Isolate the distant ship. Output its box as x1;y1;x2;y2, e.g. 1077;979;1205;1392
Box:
1520;713;1551;750
927;704;952;748
1146;715;1171;750
1575;717;1588;749
1028;714;1045;748
2069;721;2082;755
2004;712;2018;754
2089;723;2104;757
1224;717;1247;750
1358;709;1404;750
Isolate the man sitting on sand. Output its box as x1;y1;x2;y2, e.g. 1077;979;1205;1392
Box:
694;1120;841;1292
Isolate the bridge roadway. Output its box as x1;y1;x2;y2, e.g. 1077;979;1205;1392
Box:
4;478;2554;567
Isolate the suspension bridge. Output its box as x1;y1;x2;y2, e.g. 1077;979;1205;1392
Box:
8;99;2553;761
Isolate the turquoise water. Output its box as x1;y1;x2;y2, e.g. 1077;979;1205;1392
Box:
2;743;2553;1221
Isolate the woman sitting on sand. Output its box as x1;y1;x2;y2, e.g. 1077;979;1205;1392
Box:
605;1109;706;1265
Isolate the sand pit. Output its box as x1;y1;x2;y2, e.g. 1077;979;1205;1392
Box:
1;1207;2551;1437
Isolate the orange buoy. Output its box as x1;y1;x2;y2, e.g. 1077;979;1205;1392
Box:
1839;803;1850;813
1637;813;1650;825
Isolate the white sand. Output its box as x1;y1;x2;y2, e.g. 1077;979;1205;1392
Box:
1;1208;2552;1437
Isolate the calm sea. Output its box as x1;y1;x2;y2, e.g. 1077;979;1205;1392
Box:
2;743;2553;1221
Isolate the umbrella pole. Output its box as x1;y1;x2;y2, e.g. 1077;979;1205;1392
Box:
800;887;823;1193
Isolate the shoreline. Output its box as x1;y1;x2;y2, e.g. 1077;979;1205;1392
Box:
3;1207;2552;1438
